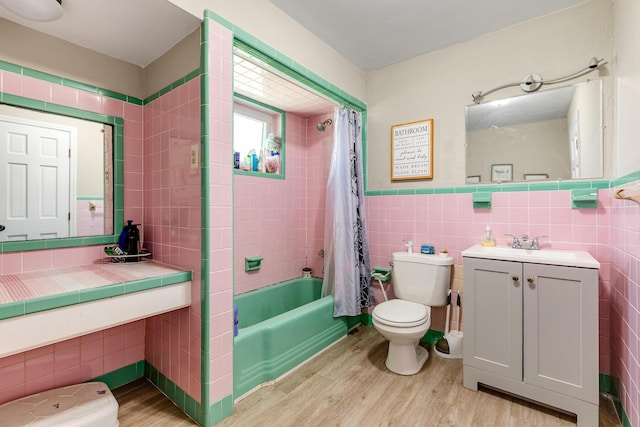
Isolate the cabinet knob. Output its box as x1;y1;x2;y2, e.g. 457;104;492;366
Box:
512;275;519;282
527;277;534;283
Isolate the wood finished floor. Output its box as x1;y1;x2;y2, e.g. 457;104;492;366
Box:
114;326;621;427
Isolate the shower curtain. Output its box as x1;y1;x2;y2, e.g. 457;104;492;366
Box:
321;108;372;317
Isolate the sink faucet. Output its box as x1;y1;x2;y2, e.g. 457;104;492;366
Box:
505;233;547;250
529;235;548;250
504;234;521;249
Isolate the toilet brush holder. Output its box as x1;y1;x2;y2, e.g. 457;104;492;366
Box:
435;331;463;359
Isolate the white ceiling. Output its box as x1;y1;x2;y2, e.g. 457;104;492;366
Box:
0;0;201;68
0;0;588;117
234;49;335;118
268;0;588;72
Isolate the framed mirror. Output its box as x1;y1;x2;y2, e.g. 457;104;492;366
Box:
0;95;123;250
465;80;603;184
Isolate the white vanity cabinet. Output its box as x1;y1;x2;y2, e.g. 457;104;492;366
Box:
462;247;599;427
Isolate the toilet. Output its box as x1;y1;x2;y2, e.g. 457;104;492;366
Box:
372;252;452;375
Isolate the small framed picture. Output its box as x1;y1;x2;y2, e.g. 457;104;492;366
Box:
491;164;512;182
524;173;549;181
466;175;481;184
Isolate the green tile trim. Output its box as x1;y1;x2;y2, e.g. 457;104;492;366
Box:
233;169;285;180
0;91;124;253
80;284;125;303
600;373;631;427
611;169;640;188
25;293;80;315
203;9;365;112
234;92;284;114
76;196;104;200
208;395;234;426
146;360;204;424
93;360;145;390
0;60;142;105
599;373;615;394
0;272;191;320
0;301;25;320
143;68;201;106
364;179;617;198
22;67;63;85
0;59;22;74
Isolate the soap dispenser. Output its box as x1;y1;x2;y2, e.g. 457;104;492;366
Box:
480;224;496;247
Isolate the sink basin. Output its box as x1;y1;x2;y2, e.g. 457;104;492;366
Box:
462;244;599;268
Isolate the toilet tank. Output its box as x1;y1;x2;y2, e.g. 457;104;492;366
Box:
391;252;452;306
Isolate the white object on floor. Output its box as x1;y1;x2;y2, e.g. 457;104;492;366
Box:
0;382;119;426
434;330;463;359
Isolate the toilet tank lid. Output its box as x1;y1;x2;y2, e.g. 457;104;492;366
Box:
392;252;453;266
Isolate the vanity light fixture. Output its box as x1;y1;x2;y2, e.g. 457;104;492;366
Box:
0;0;63;22
471;57;605;104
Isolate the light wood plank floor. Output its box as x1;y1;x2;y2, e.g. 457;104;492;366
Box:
114;326;621;426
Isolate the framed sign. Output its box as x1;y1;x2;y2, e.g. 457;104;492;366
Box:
391;118;433;181
491;164;513;182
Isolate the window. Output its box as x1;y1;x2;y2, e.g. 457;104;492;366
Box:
233;99;283;176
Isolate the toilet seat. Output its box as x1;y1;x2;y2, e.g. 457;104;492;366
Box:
373;299;429;328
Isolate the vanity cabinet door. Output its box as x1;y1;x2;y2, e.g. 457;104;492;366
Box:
463;258;522;380
522;263;599;404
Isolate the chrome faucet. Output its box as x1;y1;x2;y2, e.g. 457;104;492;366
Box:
529;235;548;250
505;233;547;250
504;233;521;249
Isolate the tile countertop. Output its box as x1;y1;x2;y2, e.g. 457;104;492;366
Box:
0;262;192;321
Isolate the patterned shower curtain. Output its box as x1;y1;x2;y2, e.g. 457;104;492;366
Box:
321;108;372;317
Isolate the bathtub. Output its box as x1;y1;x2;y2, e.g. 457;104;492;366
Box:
233;277;360;398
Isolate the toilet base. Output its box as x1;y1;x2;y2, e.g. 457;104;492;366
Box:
385;342;429;375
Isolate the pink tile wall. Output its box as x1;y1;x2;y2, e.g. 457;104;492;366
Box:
0;69;145;404
142;77;202;402
609;180;640;427
75;199;105;237
366;189;612;371
207;21;234;405
233;111;333;295
0;321;145;404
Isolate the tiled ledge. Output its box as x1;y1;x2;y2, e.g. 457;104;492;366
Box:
0;262;192;321
0;262;192;359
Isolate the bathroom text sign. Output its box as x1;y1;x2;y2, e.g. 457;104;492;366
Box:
391;118;434;181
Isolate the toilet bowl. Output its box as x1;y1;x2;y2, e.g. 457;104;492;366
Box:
373;299;431;375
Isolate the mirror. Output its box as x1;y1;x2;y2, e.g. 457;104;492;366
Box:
465;80;603;183
0;103;113;242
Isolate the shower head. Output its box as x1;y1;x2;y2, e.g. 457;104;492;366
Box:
317;118;333;131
